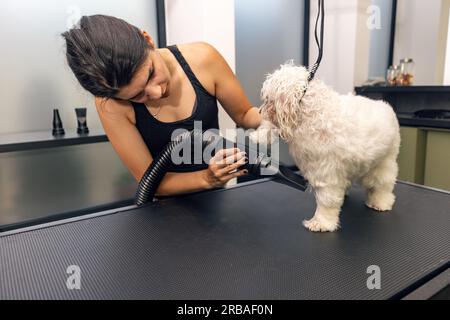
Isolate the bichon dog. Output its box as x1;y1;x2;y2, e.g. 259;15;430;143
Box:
251;62;401;232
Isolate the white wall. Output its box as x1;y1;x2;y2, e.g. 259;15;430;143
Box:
368;0;393;79
0;0;159;134
165;0;236;133
394;0;442;85
439;0;450;84
309;0;371;94
444;5;450;84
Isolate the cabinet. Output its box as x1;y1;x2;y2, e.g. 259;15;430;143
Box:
398;127;450;191
424;129;450;191
398;127;427;184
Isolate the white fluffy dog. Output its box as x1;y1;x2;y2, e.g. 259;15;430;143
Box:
251;63;401;232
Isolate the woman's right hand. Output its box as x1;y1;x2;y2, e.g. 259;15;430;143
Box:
202;148;248;189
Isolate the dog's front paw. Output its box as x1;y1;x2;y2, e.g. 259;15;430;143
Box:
366;192;395;212
303;217;339;233
365;202;392;212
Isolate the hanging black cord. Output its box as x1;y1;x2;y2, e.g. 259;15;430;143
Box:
313;0;322;54
308;0;325;82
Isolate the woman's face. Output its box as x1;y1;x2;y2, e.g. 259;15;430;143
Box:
116;49;171;104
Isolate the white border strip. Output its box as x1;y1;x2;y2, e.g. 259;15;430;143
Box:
398;180;450;195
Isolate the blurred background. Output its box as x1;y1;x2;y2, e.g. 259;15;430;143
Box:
1;0;449;229
0;0;159;134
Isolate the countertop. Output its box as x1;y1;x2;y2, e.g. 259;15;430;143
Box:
355;85;450;94
355;85;450;130
397;113;450;130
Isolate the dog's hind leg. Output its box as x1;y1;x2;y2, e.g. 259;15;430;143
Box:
362;154;398;212
303;184;347;232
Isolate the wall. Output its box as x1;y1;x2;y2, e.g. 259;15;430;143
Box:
165;0;236;133
0;0;159;135
394;0;442;85
368;0;393;79
309;0;371;94
235;0;305;107
441;0;450;84
234;0;305;168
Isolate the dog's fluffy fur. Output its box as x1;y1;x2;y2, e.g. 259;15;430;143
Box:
251;63;401;232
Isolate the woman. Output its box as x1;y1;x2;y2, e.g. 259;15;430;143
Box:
62;15;261;196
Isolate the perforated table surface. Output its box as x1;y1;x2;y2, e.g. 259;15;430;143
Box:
0;179;449;300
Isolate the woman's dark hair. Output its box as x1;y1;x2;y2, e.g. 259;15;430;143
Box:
62;15;152;98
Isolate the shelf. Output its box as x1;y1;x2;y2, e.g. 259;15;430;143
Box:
355;85;450;130
397;114;450;130
355;85;450;94
0;129;108;153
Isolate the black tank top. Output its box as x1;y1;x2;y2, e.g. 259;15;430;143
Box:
131;45;220;172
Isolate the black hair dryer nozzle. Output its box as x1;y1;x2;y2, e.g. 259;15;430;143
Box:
52;109;65;136
242;152;308;192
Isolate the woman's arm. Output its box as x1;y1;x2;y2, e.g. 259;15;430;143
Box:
238;107;262;130
195;42;262;130
160;147;247;196
95;98;246;197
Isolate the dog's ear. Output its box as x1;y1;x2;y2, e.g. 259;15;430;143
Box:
261;63;309;142
274;94;300;141
260;100;275;123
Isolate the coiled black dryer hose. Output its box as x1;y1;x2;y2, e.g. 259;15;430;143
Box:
135;129;209;206
135;129;308;206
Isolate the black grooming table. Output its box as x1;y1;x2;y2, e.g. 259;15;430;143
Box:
0;179;449;300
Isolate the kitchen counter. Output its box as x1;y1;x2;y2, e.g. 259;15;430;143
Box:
397;113;450;130
355;85;450;94
355;86;450;130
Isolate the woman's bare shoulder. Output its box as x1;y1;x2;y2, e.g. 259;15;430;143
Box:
175;42;221;95
95;97;136;124
177;42;220;68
